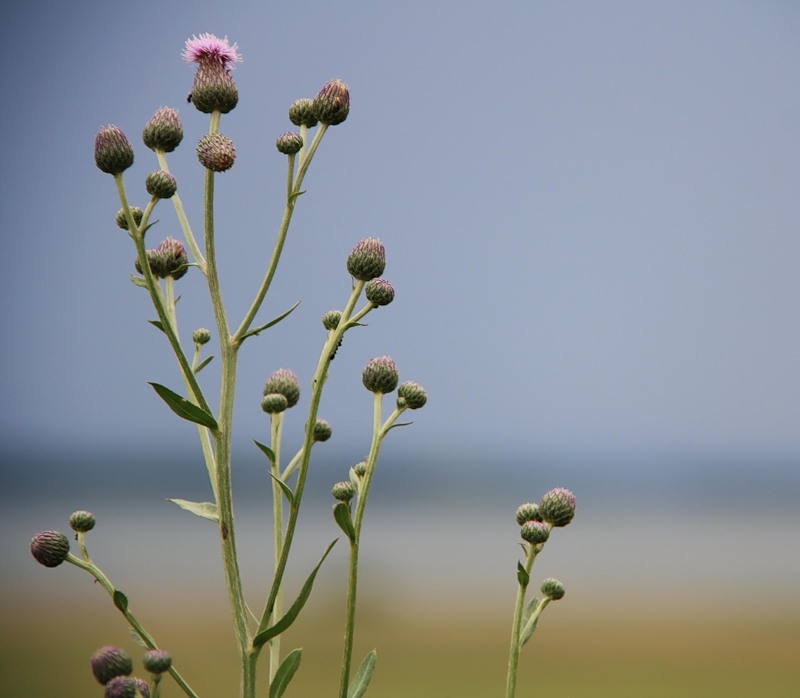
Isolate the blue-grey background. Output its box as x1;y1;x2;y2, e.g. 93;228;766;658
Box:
2;0;799;624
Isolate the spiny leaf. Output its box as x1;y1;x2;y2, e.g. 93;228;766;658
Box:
333;502;356;543
194;355;214;374
149;383;218;430
240;300;301;341
269;648;303;698
347;649;377;698
167;498;219;522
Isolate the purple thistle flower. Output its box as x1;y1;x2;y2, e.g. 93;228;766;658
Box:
182;34;242;67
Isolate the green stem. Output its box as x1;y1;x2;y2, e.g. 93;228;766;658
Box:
269;412;285;682
504;544;538;698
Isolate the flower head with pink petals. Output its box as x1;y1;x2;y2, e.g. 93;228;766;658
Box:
182;33;242;68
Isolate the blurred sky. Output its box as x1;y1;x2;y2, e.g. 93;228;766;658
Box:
2;1;800;489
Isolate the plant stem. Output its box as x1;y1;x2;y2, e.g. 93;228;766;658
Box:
504;544;538;698
269;412;285;682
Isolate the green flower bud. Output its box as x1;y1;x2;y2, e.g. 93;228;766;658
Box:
142;107;184;152
312;79;350;125
153;237;189;280
515;502;543;526
261;393;288;414
275;131;303;155
539;487;576;527
142;649;172;674
352;460;368;478
30;530;70;568
197;133;236;172
313;418;332;442
69;510;96;533
365;278;395;306
347;238;386;281
362;355;399;394
322;310;342;330
520;521;550;545
145;170;177;199
540;578;566;601
134;249;163;278
95;125;134;175
263;368;301;408
116;206;143;230
397;381;427;410
288;98;318;127
332;480;356;502
91;646;133;684
192;328;211;345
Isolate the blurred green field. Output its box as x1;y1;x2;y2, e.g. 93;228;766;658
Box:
4;595;798;697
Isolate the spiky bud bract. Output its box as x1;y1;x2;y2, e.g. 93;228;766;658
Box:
263;368;301;408
520;521;550;545
365;278;395;306
313;79;350;125
261;393;288;414
69;510;96;533
142;107;183;152
197;133;236;172
362;355;399;394
347;238;386;281
116;206;143;230
275;131;303;155
397;381;427;410
30;531;70;567
332;481;356;502
145;170;177;199
91;646;133;684
95;125;134;175
541;578;566;600
289;98;319;127
313;419;332;442
183;34;241;114
142;649;172;674
322;310;342;330
192;328;211;345
539;487;576;527
515;503;543;525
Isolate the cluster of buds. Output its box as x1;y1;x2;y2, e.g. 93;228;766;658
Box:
261;368;301;414
275;80;350;155
134;237;189;280
516;487;576;548
90;645;171;698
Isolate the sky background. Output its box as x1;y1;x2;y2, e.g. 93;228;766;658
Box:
2;0;799;643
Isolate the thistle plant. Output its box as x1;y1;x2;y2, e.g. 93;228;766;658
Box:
30;32;576;698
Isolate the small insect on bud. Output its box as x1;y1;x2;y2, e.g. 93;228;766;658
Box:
312;79;350;126
515;503;543;526
322;310;342;331
91;646;133;684
145;170;178;199
142;107;184;153
95;125;134;175
192;328;211;345
197;133;236;172
275;131;303;155
332;481;356;502
142;649;172;674
397;381;427;410
115;206;144;230
362;355;399;394
30;531;70;568
365;278;395;307
263;369;301;408
69;510;96;533
288;98;319;128
347;238;386;281
539;487;576;527
313;419;332;442
540;578;566;601
520;521;550;545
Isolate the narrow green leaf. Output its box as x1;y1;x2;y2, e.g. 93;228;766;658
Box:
517;561;530;587
149;383;218;430
253;539;338;648
129;627;149;649
268;472;295;507
240;300;302;341
148;319;165;333
333;502;356;543
194;355;214;374
269;648;303;698
384;421;413;433
254;439;276;466
520;597;540;647
113;590;128;613
130;275;148;288
167;498;219;522
347;649;377;698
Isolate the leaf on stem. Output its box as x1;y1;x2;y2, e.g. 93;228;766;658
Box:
252;539;338;648
194;355;214;374
129;627;149;649
384;421;413;433
269;648;303;698
333;502;356;543
167;498;219;523
517;561;530;588
149;383;218;430
240;300;302;342
254;439;276;466
347;649;377;698
268;471;295;507
149;320;166;333
520;597;540;647
113;590;129;613
130;275;148;288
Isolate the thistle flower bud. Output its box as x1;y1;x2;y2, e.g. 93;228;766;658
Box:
539;487;576;527
192;328;211;345
313;418;332;442
95;125;134;175
352;460;368;478
520;521;550;545
30;530;70;567
104;676;150;698
145;170;177;199
152;237;189;280
313;79;350;125
197;133;236;172
322;310;342;330
69;510;96;533
397;381;427;410
263;369;301;408
142;107;183;152
332;481;356;502
183;33;242;114
515;503;543;526
540;578;566;600
261;393;288;414
134;249;163;278
365;278;394;306
116;206;143;230
362;355;399;394
275;131;303;155
91;646;133;684
133;678;151;698
142;649;172;674
347;238;386;281
289;98;319;128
